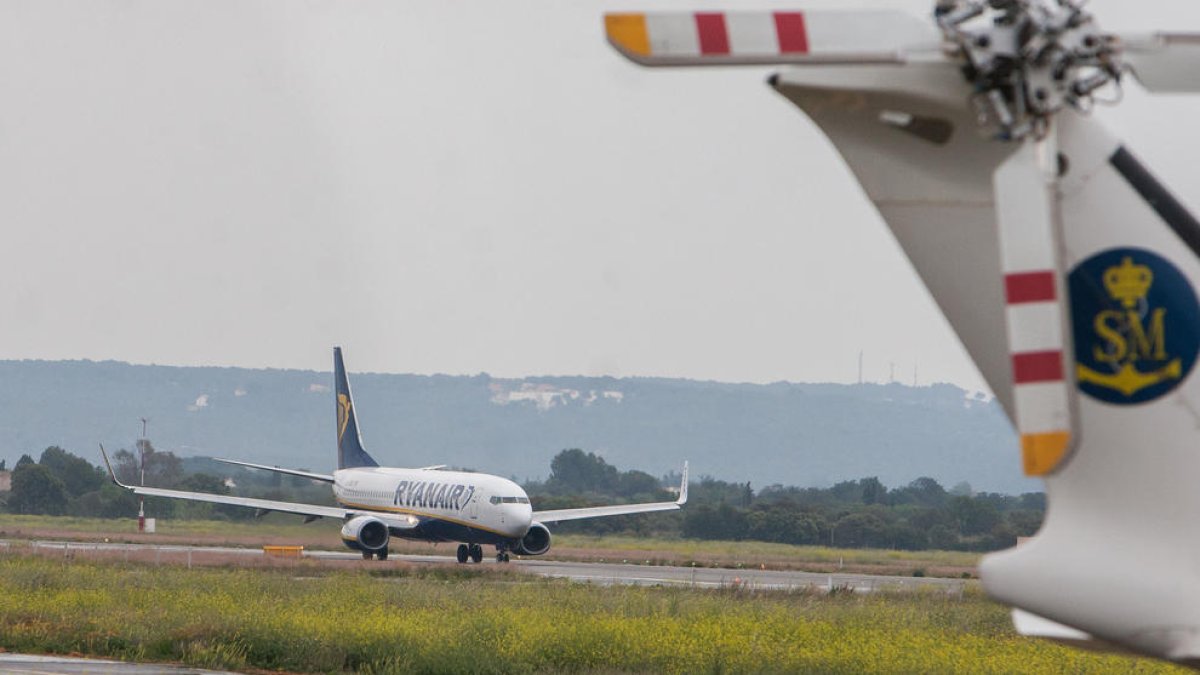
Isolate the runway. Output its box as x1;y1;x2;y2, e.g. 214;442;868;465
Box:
0;653;238;674
16;539;967;593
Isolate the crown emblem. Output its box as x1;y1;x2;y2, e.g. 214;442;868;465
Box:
1103;257;1153;309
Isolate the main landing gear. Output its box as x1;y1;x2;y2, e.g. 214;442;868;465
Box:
362;548;389;561
456;543;483;564
496;551;510;563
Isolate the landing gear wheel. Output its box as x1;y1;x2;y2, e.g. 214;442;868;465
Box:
469;544;483;564
498;552;510;563
377;548;388;561
362;551;373;560
456;544;469;564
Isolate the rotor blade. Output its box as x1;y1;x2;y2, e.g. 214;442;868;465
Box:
1121;33;1200;93
991;137;1076;477
605;10;942;67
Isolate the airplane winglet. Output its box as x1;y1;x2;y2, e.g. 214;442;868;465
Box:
677;461;689;505
98;444;127;488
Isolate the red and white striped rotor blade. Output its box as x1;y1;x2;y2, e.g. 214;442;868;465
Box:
604;10;942;66
1121;33;1200;93
992;139;1075;477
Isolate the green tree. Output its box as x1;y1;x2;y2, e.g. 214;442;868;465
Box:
829;479;862;504
832;512;889;548
112;441;183;488
928;523;959;550
681;502;749;541
0;459;6;471
616;470;662;499
950;481;973;497
1006;509;1044;537
15;454;34;469
173;473;237;519
747;504;821;545
949;495;1001;536
8;464;67;515
69;484;138;519
860;477;887;505
38;446;104;497
547;449;618;494
900;477;948;507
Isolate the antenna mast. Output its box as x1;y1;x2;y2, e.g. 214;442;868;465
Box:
138;417;148;533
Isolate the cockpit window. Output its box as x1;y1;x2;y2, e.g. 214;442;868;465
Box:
489;496;500;505
492;496;531;505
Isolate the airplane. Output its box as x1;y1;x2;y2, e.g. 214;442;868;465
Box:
101;347;687;564
604;0;1200;666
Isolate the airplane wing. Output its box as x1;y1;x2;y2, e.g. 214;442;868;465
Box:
533;462;688;524
213;457;334;483
99;446;417;529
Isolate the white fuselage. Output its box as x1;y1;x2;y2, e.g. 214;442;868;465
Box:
332;467;533;541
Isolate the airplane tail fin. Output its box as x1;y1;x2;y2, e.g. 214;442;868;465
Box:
334;347;379;470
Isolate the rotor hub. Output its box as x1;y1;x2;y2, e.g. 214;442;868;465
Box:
937;0;1125;141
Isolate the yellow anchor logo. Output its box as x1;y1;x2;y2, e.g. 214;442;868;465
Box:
1077;256;1182;397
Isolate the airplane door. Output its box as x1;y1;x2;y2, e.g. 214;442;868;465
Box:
467;489;480;521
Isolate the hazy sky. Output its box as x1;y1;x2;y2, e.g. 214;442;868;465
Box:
3;0;1199;392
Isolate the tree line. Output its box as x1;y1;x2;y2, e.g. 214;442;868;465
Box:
526;449;1044;552
1;446;1044;552
0;444;333;520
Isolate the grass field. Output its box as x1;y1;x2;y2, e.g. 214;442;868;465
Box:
0;514;978;576
0;551;1181;674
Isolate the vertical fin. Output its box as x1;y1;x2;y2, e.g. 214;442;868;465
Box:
334;347;379;470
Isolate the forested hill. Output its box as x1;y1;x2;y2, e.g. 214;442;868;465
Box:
0;360;1034;494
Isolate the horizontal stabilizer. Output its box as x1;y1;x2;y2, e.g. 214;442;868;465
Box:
1122;34;1200;93
605;10;940;66
1012;608;1093;642
1012;609;1134;656
214;458;334;483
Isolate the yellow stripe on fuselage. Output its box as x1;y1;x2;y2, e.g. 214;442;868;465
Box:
338;500;518;538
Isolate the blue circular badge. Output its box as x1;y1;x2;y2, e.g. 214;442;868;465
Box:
1069;247;1200;404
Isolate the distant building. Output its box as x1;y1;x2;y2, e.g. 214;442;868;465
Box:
0;471;11;493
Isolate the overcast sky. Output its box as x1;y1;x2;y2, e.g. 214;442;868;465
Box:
3;0;1199;392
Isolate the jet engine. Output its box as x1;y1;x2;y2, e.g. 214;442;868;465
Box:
514;522;551;556
340;515;390;553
